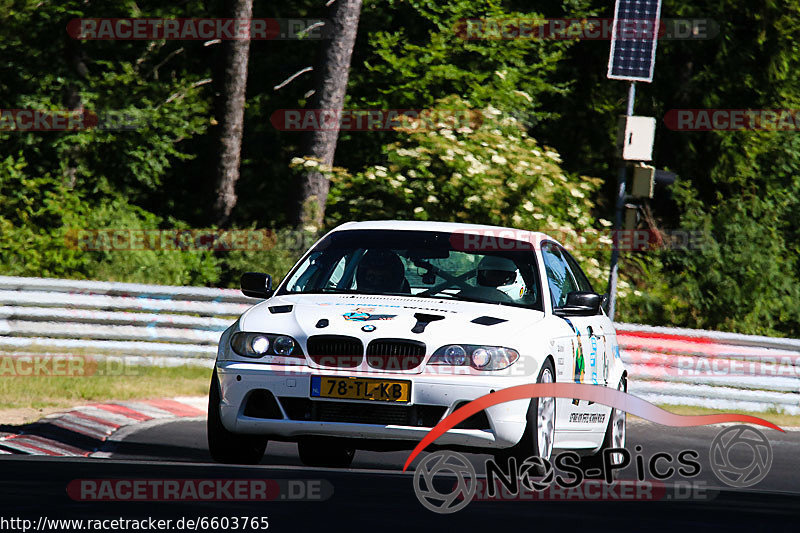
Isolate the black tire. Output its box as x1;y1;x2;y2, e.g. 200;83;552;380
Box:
582;375;627;480
495;358;556;467
298;438;355;468
207;369;268;464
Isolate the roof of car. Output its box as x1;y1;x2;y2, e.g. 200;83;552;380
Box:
331;220;556;243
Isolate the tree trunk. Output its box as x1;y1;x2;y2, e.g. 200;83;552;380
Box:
213;0;254;226
62;28;89;189
297;0;363;227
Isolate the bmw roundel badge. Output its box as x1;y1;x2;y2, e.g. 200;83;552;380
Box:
361;324;376;332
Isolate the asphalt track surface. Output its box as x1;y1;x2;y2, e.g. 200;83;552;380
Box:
1;419;799;532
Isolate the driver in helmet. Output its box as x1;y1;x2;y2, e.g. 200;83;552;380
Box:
475;255;525;301
356;250;409;293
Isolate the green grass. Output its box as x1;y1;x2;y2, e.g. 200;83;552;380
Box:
0;363;212;411
644;403;800;428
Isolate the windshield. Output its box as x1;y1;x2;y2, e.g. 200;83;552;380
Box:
278;229;543;311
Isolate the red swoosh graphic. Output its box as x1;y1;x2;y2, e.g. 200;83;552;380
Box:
402;383;783;472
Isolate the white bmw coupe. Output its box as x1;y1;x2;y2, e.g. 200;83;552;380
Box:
209;221;626;468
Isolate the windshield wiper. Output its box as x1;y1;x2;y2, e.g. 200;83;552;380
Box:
300;287;359;294
415;292;501;305
300;288;417;296
300;288;510;306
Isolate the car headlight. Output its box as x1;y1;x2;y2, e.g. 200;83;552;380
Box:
273;335;296;355
429;344;519;371
230;332;303;360
443;344;468;365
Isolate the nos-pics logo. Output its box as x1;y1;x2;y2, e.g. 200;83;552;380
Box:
412;425;773;513
412;451;477;514
709;425;772;488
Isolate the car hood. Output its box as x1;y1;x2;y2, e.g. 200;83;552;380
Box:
239;293;544;366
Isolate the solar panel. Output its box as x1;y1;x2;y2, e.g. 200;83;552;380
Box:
607;0;662;82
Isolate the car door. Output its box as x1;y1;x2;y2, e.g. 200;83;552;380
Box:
561;248;614;389
540;242;611;435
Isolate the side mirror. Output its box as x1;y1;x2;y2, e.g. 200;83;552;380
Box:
241;272;273;299
554;291;603;317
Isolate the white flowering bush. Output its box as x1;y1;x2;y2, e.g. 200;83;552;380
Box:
304;97;609;287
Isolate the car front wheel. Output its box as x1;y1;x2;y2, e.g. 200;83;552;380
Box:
207;369;268;464
495;358;556;466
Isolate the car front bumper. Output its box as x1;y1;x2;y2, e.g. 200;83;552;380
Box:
216;361;532;449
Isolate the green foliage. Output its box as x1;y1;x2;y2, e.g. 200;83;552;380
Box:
336;0;582;174
2;0;799;339
0;0;223;284
354;0;573;114
616;128;800;336
0;1;214;201
0;152;310;285
0;154;90;278
78;199;221;286
0;154;220;284
217;227;318;288
656;131;800;336
320;97;610;287
541;0;800;336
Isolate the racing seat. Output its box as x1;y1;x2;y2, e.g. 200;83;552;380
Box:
357;250;411;294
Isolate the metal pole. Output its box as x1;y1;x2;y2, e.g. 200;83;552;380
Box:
606;81;636;320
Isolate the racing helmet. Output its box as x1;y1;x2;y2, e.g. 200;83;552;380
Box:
477;256;525;300
476;256;517;287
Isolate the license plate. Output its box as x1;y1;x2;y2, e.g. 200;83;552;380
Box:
310;376;411;402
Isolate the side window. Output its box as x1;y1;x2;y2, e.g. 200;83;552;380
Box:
541;242;578;308
562;249;594;293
